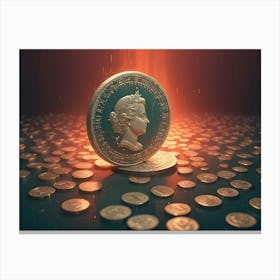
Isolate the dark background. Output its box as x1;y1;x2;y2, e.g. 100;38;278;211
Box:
20;49;261;117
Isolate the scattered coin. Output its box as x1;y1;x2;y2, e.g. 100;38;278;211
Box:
249;197;261;210
256;167;261;174
73;162;94;169
29;186;56;198
176;159;190;166
177;180;196;189
164;203;191;216
94;159;113;169
151;185;174;197
72;170;94;179
61;198;90;214
52;166;72;175
128;176;151;184
230;180;252;190
219;163;229;168
217;187;239;197
236;153;253;159
43;156;61;163
195;194;222;207
26;162;43;170
20;169;30;179
190;161;208;168
54;180;76;190
166;216;200;231
196;172;218;183
225;212;257;228
232;166;248;173
79;181;103;192
121;192;149;205
100;205;132;221
127;214;159;230
183;150;198;157
217;170;236;179
238;160;253;166
177;166;194;175
38;172;58;181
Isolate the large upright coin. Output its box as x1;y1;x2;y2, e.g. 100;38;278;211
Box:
87;71;170;166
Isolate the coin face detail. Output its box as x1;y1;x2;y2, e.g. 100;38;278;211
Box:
72;170;94;179
217;170;236;180
249;197;261;210
79;181;103;192
87;71;170;166
54;180;76;190
225;212;257;228
121;192;149;205
166;217;200;231
29;186;56;198
127;214;159;230
177;180;196;189
128;176;151;184
61;198;90;213
196;172;218;183
100;205;132;221
195;194;222;207
230;180;252;190
151;185;174;197
164;203;191;216
217;187;239;197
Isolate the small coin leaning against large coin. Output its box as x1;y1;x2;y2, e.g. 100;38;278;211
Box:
166;216;200;231
225;212;257;228
100;205;132;221
196;172;218;183
217;187;239;197
151;185;174;197
249;197;261;210
230;180;252;190
127;214;159;230
121;192;149;205
217;170;236;180
29;186;56;198
128;176;151;184
54;180;76;190
164;203;191;216
194;194;222;207
79;181;103;192
61;198;90;214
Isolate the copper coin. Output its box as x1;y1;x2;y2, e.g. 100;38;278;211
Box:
29;186;56;198
61;198;90;214
121;192;149;205
177;166;194;175
20;169;30;179
151;185;174;197
225;212;256;228
100;205;132;221
196;172;218;183
230;180;252;190
217;187;239;197
217;170;236;180
73;162;94;169
72;170;94;179
164;203;191;216
238;160;253;166
38;172;58;181
177;180;196;189
249;197;261;210
232;166;248;173
79;181;103;192
54;180;76;190
128;176;151;184
127;214;159;230
166;216;200;231
195;194;222;207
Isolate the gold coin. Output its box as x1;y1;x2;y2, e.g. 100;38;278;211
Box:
100;205;132;221
195;194;222;207
249;197;261;210
121;192;149;205
230;180;252;190
232;166;248;173
61;198;90;213
177;166;194;175
73;161;94;169
128;176;151;184
29;186;56;198
225;212;257;228
54;180;76;190
72;170;94;179
52;166;72;175
166;216;199;231
20;169;30;179
177;180;196;189
196;172;218;183
38;172;58;181
127;214;159;230
217;170;236;179
238;160;253;166
217;187;239;197
151;185;174;197
94;159;113;169
164;203;191;216
79;181;102;192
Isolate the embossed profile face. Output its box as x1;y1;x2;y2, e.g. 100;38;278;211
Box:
109;90;150;152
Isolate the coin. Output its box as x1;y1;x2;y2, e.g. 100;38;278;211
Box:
225;212;257;228
232;166;248;173
100;205;132;221
217;187;239;197
196;172;218;183
73;161;94;169
115;151;177;175
127;214;159;230
238;160;253;166
151;185;174;197
166;216;200;231
177;180;196;189
177;166;194;175
194;194;222;207
52;166;72;175
256;167;261;174
183;150;198;157
230;180;252;190
54;180;76;190
236;153;253;159
29;186;56;198
164;203;191;216
176;159;190;166
249;197;261;210
217;170;236;179
20;169;30;179
43;156;61;163
121;192;149;205
26;162;43;170
38;172;58;181
79;181;103;192
219;163;229;168
72;170;94;179
61;198;90;214
87;71;170;166
94;159;113;169
128;176;151;184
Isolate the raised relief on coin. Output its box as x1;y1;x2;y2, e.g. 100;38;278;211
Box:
61;198;90;214
87;71;170;166
194;194;222;207
29;186;56;198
